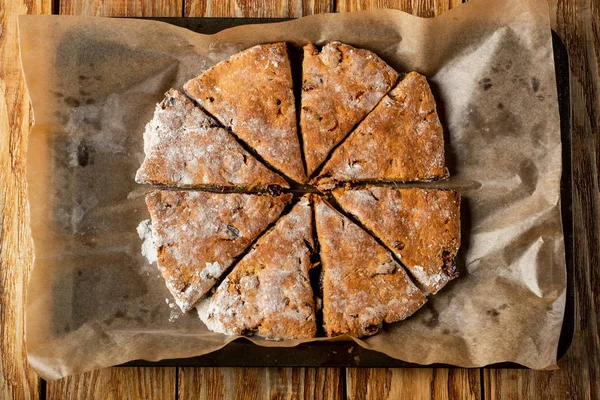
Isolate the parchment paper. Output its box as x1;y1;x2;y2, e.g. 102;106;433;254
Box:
19;0;566;379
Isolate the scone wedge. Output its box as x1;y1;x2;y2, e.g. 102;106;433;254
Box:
315;72;448;189
314;196;426;337
184;43;306;183
301;42;398;176
334;187;460;294
146;190;292;312
198;196;317;340
136;89;288;190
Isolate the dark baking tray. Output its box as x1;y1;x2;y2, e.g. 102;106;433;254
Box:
124;19;574;368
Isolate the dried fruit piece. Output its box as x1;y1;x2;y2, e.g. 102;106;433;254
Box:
184;43;306;183
301;42;398;176
146;190;292;311
198;196;316;339
314;196;426;337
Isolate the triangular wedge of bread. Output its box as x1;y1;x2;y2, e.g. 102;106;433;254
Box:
334;187;460;294
301;42;398;176
146;190;292;311
315;72;448;190
184;43;306;183
198;196;316;339
314;196;426;337
136;89;288;190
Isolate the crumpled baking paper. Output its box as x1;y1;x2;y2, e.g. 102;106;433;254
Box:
20;0;565;379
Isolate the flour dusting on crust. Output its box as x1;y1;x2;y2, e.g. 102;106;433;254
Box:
198;196;317;340
301;42;399;176
314;196;426;337
183;43;306;183
137;219;157;264
135;89;288;189
316;72;448;187
334;187;460;294
146;190;292;312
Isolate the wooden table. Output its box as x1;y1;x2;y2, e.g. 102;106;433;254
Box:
1;0;598;398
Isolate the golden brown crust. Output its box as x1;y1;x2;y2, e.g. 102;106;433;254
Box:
146;190;292;311
314;196;426;337
183;43;306;183
137;43;460;337
333;187;460;294
315;72;448;189
198;196;316;340
301;42;399;176
136;89;289;189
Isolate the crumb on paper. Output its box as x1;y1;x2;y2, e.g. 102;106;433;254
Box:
165;297;183;322
137;219;157;264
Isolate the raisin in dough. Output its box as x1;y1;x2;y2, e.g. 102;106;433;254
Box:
146;190;292;311
184;43;305;183
198;196;316;339
301;42;398;176
314;196;426;337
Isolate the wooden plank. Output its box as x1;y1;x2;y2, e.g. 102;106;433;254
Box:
0;0;51;397
60;0;182;17
484;0;600;397
337;1;480;399
182;1;478;399
184;0;304;18
41;2;180;399
303;0;335;15
347;369;481;400
178;367;344;400
484;368;572;400
178;4;342;400
336;0;462;16
46;368;176;400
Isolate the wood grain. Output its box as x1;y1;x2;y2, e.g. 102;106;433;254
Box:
484;0;600;397
338;0;480;398
0;0;51;398
347;369;481;400
39;2;181;400
178;367;343;400
183;0;334;17
303;0;335;15
336;0;462;16
46;368;176;400
184;0;303;17
60;0;182;17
